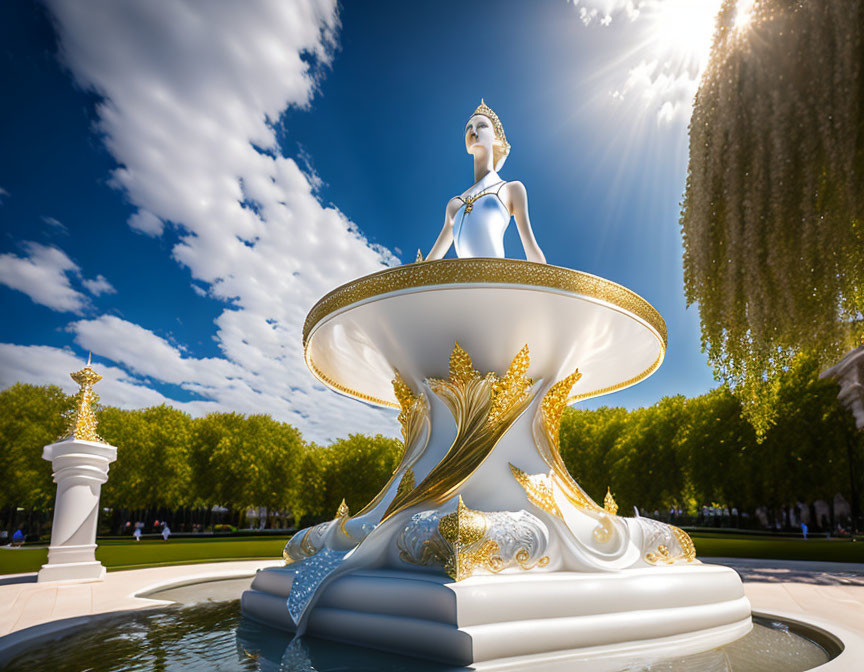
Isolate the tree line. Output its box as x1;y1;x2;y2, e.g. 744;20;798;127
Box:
560;356;862;530
2;354;861;538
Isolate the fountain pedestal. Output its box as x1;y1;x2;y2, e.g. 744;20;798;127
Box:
38;438;117;583
241;259;751;665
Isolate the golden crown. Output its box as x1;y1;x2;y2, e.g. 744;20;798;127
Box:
469;99;510;151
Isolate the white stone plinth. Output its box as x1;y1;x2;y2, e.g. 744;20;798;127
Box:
242;565;751;666
38;439;117;583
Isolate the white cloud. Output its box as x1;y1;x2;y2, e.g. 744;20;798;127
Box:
0;187;8;204
42;216;69;234
572;0;722;124
0;242;89;313
127;210;163;236
0;344;221;416
82;274;116;296
66;315;393;438
40;0;401;441
572;0;644;25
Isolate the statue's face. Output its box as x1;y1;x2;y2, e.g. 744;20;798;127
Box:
465;114;496;156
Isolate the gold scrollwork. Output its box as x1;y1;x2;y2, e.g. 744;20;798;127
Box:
394;468;415;500
516;548;550;571
383;343;535;520
303;259;667;349
534;368;606;514
644;526;697;564
398;498;551;581
671;525;696;562
438;497;502;581
350;374;430;520
508;463;563;518
299;530;318;557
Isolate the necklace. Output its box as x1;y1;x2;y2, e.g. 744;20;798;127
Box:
460;181;505;213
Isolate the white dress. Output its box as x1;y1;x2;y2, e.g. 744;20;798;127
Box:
452;176;509;258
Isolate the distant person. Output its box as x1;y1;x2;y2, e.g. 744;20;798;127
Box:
12;527;25;548
801;522;808;540
133;526;142;542
162;524;171;542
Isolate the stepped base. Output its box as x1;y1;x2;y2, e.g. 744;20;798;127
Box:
241;564;751;666
38;561;106;583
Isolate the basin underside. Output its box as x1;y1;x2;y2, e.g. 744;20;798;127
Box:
303;259;666;408
242;564;751;666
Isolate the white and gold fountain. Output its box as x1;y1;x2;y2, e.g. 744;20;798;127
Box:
241;101;750;667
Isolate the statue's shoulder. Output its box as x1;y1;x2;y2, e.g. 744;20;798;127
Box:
446;195;463;213
501;179;526;194
500;180;527;209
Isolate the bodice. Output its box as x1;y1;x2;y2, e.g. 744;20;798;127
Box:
453;179;510;259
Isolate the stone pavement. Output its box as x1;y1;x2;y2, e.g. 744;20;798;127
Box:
0;559;281;663
703;557;864;623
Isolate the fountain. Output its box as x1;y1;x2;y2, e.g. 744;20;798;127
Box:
240;100;753;666
241;260;754;665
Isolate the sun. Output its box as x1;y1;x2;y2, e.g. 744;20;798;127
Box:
647;0;723;75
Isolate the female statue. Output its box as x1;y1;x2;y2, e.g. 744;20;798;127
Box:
424;100;546;263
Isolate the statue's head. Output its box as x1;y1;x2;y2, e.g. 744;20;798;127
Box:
465;99;510;171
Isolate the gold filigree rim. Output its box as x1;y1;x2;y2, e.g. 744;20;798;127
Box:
304;258;667;409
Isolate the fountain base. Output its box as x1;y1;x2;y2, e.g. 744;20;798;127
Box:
242;564;751;665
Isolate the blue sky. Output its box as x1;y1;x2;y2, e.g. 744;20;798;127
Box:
0;0;724;442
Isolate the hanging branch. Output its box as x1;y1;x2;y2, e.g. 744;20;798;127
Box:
681;0;864;435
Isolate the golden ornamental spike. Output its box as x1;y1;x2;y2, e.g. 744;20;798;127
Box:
415;249;424;263
604;487;618;515
63;355;105;443
335;498;350;519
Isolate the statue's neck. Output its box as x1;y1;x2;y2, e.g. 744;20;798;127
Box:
473;152;495;184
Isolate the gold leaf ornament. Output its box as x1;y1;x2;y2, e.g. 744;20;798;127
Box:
534;368;605;514
437;496;501;581
383;343;535;519
508;463;562;518
349;373;429;520
604;487;618;515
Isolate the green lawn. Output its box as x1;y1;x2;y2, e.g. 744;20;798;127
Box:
2;533;862;576
689;532;864;563
0;537;286;575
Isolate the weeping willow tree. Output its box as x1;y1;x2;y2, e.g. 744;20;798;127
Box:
681;0;864;435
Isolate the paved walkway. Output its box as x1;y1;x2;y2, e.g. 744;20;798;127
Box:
0;559;281;663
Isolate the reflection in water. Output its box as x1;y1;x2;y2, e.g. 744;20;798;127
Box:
4;601;830;672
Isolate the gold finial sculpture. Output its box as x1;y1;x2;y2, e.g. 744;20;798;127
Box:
62;352;105;443
604;487;618;515
415;249;424;263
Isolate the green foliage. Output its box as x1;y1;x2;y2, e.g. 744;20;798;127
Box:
0;384;73;510
559;356;862;521
681;0;864;434
100;405;194;510
1;385;398;528
3;356;860;532
298;434;403;521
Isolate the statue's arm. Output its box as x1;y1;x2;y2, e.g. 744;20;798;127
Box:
424;198;459;261
505;181;546;264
